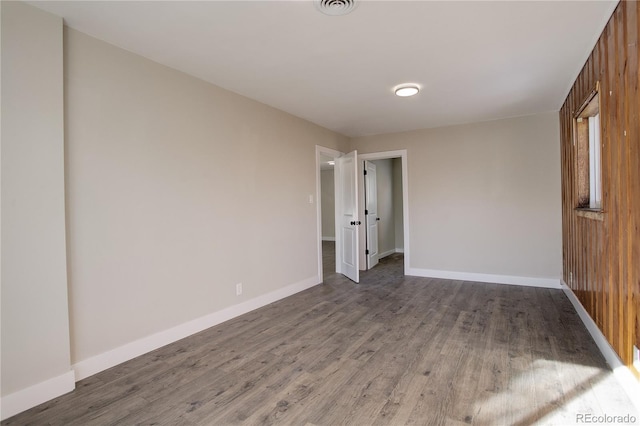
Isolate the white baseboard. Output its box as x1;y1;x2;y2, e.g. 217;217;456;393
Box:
72;275;321;381
561;280;640;414
322;237;335;242
395;248;404;254
0;370;75;421
406;268;561;289
379;249;396;259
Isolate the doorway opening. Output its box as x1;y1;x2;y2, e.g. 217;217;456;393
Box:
316;147;409;283
315;146;342;283
359;151;407;274
361;158;404;270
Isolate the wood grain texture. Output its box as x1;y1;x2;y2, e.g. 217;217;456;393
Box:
2;244;637;425
560;0;640;378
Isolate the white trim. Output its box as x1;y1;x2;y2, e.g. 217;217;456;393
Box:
561;280;640;414
72;275;321;381
0;370;75;420
395;248;405;254
379;249;396;259
316;145;343;283
588;114;602;209
322;237;335;242
358;150;409;276
406;268;561;289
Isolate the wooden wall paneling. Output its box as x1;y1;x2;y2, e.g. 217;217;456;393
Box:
583;221;588;308
625;3;634;366
597;224;603;330
576;219;581;299
561;118;565;281
618;4;628;363
630;3;637;367
630;7;637;362
625;0;639;365
560;1;639;378
600;29;614;343
636;0;640;358
608;10;620;355
565;150;568;286
564;116;567;287
563;100;571;286
604;17;613;344
593;39;605;334
630;0;640;357
594;226;599;329
584;220;590;320
611;6;622;361
560;112;565;280
568;102;575;293
587;222;593;314
582;223;596;317
617;6;627;359
568;106;572;284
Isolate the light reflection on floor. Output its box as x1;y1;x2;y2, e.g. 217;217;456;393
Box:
474;359;638;425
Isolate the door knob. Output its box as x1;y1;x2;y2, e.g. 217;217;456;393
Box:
376;218;380;221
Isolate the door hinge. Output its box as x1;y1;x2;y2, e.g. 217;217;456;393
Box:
366;249;370;255
364;170;367;175
365;209;368;215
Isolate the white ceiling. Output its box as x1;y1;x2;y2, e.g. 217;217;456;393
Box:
31;0;617;137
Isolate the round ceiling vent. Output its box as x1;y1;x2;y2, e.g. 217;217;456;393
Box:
315;0;357;16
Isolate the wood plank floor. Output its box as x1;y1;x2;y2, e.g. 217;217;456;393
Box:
4;242;638;425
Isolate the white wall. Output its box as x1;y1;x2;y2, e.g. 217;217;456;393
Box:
320;169;335;240
1;1;74;417
371;159;395;256
351;112;562;282
64;28;348;368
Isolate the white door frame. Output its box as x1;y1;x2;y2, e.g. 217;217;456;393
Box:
315;145;343;283
364;160;379;269
358;150;410;275
315;146;410;280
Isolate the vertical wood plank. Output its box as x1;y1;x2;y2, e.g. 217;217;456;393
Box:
630;0;640;355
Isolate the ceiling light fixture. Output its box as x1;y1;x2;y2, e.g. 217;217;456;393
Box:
394;84;420;97
315;0;357;16
328;161;335;165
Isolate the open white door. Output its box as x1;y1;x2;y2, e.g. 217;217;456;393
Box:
364;161;379;269
335;150;359;283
